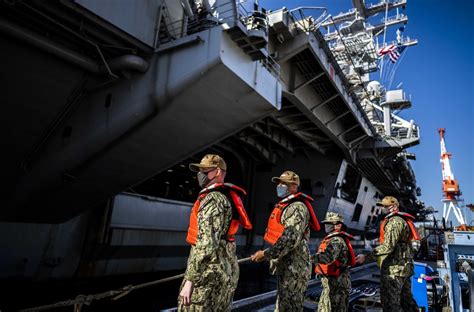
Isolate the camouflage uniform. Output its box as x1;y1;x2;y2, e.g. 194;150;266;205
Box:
314;236;351;312
178;191;238;312
366;214;419;312
264;201;311;312
313;212;352;312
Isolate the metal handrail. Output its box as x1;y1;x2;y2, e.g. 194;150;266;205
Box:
381;13;406;23
288;6;328;32
158;0;270;44
157;0;240;44
156;1;279;79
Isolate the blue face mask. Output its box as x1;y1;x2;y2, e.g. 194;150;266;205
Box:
276;184;289;198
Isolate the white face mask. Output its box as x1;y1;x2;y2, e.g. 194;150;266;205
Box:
276;184;289;198
381;205;394;215
325;224;335;233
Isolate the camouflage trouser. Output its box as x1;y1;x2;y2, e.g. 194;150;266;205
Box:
178;244;239;312
380;274;419;312
317;272;350;312
275;272;309;312
273;254;311;312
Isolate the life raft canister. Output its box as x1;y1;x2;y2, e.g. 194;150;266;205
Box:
186;183;252;245
264;192;320;245
379;211;421;244
314;231;356;277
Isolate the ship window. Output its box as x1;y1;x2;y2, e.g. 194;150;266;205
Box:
352;203;363;222
340;165;362;203
371;206;375;213
366;216;371;226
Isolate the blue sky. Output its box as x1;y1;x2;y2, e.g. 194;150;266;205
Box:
258;0;474;224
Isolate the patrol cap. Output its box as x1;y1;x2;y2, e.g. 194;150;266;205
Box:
322;212;344;224
376;196;399;207
189;154;227;172
271;170;300;186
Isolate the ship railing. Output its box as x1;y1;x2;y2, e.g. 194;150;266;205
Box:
378;36;418;49
288;6;329;33
366;0;407;10
372;121;419;141
157;0;238;44
381;13;406;24
157;0;269;46
157;1;280;78
368;102;419;141
237;2;270;32
260;55;280;78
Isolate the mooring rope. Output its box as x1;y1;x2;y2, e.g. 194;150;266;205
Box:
20;256;254;312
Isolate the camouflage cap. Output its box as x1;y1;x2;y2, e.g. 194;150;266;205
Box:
376;196;399;207
189;154;227;172
322;212;344;224
271;170;300;186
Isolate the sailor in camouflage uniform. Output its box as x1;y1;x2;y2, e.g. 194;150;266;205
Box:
313;212;356;312
356;196;420;312
178;154;252;311
251;171;320;312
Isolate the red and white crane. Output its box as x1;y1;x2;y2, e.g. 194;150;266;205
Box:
438;128;467;230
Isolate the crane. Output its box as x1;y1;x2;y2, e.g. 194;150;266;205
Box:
438;128;467;231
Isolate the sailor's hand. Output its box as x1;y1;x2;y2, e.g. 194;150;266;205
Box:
251;250;266;262
179;280;193;306
355;254;366;264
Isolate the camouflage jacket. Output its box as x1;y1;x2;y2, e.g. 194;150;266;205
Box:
313;235;349;268
264;201;311;274
367;215;414;277
184;191;234;284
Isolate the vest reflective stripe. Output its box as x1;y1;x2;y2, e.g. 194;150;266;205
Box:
314;231;356;276
379;212;421;244
263;192;320;245
186;183;252;245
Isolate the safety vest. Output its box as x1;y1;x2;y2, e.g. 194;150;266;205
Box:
186;183;252;245
314;231;356;277
379;212;420;244
264;192;320;245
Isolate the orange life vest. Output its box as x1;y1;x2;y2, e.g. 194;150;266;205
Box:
314;231;356;277
264;192;320;245
186;183;252;245
379;212;420;244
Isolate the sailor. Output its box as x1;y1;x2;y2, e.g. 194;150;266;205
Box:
178;154;252;311
251;170;320;312
193;0;216;16
313;212;356;312
355;196;420;312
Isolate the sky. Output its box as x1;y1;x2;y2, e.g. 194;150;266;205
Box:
258;0;474;224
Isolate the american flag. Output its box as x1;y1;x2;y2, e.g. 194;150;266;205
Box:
378;44;406;63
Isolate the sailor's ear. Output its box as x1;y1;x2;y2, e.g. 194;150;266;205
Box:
219;168;227;178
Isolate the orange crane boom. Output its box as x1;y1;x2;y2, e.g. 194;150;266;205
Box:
438;128;467;231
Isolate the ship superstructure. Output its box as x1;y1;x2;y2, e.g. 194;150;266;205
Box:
0;0;423;281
